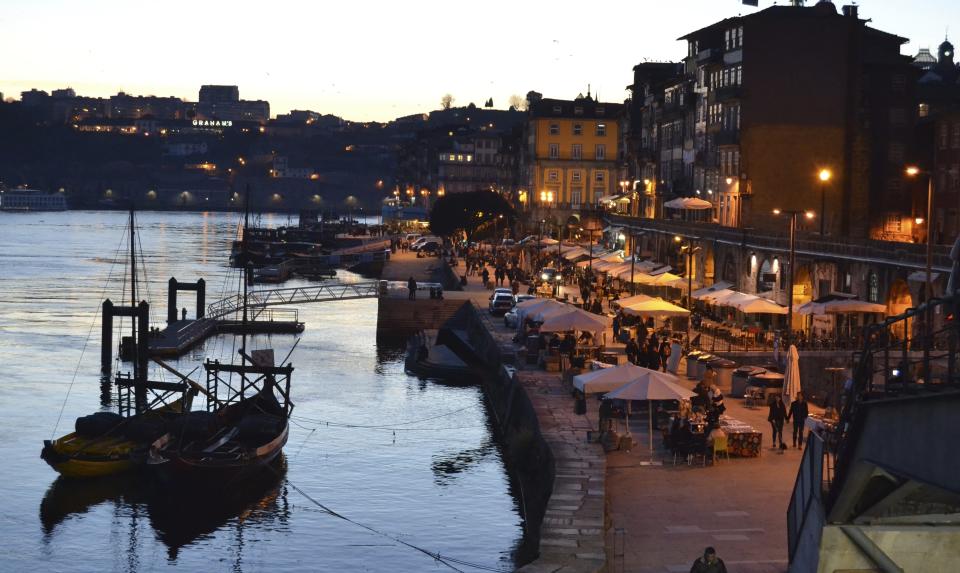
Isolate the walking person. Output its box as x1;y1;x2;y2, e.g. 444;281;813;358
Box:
689;546;728;573
768;394;787;449
481;267;490;289
625;337;639;365
658;338;672;373
787;391;810;448
407;276;417;300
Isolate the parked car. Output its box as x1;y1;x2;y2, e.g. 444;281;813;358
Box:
504;294;536;328
539;267;559;283
403;233;422;244
488;292;515;315
417;242;441;257
410;236;440;251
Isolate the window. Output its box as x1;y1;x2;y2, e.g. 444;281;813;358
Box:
953;124;960;149
892;74;906;92
940;125;949;149
548;170;559;182
571;189;582;207
595;144;606;160
919;103;930;118
595;171;605;183
448;154;455;161
573;123;582;135
869;273;879;303
595;123;606;136
552;105;562;114
574;106;584;115
572;144;582;159
549;123;559;135
572;170;582;182
548;143;559;158
596;106;605;115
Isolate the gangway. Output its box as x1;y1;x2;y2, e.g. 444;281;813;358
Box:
206;280;381;320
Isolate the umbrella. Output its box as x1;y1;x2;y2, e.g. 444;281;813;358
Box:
699;288;738;304
621;297;690;318
782;344;801;412
539;307;610;333
603;369;695;452
562;246;590;260
798;299;886;315
573;363;655;394
691;281;733;299
614;294;654;308
736;297;788;315
664;197;713;210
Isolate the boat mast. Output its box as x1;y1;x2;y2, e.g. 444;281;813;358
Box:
129;205;138;382
241;185;250;363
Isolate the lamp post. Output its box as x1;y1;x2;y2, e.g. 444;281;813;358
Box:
773;208;816;345
629;230;639;295
818;169;832;236
906;165;934;375
674;236;701;344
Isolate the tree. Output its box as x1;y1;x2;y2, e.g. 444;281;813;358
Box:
441;94;455;110
428;190;515;240
508;94;528;111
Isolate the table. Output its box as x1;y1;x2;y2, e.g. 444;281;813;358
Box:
719;416;762;457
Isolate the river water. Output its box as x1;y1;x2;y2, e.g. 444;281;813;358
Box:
0;211;523;572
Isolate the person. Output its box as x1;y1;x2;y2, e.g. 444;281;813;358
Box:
787;391;809;448
481;267;490;288
637;319;649;346
702;364;717;389
690;546;728;573
768;395;787;449
646;340;661;371
667;336;683;374
658;338;672;373
407;276;417;300
709;384;725;415
181;307;187;321
591;298;602;314
626;337;639;365
612;312;621;340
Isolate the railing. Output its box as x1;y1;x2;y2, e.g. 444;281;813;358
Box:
605;214;953;270
206;280;381;319
787;431;832;562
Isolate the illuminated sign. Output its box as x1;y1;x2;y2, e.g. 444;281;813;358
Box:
192;119;233;127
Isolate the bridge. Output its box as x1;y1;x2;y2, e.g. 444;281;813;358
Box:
205;280;382;320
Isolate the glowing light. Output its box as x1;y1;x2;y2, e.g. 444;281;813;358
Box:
725;177;733;185
915;217;924;225
772;208;782;215
818;168;832;182
805;211;815;219
905;166;921;177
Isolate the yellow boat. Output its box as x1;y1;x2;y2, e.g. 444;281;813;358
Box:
42;403;187;479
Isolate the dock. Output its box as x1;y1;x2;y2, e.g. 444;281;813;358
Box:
147;316;304;357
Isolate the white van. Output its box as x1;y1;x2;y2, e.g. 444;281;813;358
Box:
411;236;440;250
403;233;422;244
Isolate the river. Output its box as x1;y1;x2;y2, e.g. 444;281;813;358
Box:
0;210;523;572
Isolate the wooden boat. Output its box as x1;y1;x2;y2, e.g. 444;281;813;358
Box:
147;188;296;483
41;208;195;479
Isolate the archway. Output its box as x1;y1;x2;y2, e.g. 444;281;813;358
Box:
702;242;716;285
721;252;737;285
792;265;814;333
886;279;914;342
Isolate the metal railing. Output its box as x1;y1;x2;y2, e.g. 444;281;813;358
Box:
206;280;381;320
787;431;832;561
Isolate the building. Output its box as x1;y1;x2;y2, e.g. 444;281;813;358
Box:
626;2;918;240
525;91;624;213
196;85;269;123
932;108;960;243
107;92;186;120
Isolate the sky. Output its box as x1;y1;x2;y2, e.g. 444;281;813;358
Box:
1;0;957;122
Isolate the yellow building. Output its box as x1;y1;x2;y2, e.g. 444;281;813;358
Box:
526;94;624;210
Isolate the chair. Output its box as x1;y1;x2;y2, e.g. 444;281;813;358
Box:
687;434;709;466
712;435;730;464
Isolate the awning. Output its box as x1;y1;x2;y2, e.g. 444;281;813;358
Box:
736;297;788;315
907;271;941;282
692;281;733;299
797;299;887;315
664;197;713;210
621;297;690;318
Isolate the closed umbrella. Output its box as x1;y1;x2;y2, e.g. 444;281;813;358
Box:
782;344;801;412
604;370;696;452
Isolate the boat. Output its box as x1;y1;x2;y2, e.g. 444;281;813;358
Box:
41;208;195;478
0;187;68;211
147;188;296;482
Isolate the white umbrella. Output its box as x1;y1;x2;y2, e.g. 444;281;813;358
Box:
692;281;733;299
621;297;690;318
603;370;696;452
736;297;788;315
782;344;801;412
539;307;610;334
615;294;654;308
573;363;654;394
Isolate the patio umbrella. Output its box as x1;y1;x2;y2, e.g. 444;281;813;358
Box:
539;307;610;334
615;294;654;308
736;297;788;315
692;281;733;299
621;297;690;318
573;363;654;394
781;344;801;412
603;369;695;452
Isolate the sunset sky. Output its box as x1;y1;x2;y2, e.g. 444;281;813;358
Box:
1;0;955;121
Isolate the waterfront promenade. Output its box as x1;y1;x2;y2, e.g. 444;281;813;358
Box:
382;250;814;572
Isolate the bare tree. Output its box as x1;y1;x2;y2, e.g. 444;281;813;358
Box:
508;94;528;111
441;94;455;110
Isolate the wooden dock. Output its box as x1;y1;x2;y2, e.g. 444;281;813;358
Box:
147;318;303;357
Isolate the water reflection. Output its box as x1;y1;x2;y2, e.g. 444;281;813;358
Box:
39;457;289;562
148;456;290;560
431;440;496;486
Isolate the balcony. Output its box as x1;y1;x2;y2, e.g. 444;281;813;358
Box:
696;48;721;64
715;129;740;146
714;84;743;103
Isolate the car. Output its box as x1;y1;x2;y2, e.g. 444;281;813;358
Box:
503;295;537;328
488;292;514;315
492;287;513;297
416;241;441;257
403;233;422;244
539;267;559;283
410;236;440;251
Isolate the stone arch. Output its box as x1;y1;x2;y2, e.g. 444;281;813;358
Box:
721;251;737;285
702;242;716;285
756;258;776;294
886;279;914;341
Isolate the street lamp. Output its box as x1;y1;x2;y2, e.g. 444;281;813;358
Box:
906;165;934;373
773;208;816;345
818;168;832;236
674;235;701;344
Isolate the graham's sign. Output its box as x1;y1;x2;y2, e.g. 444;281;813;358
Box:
192;119;233;127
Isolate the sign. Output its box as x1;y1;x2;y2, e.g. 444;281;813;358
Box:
762;273;778;283
192;119;233;127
